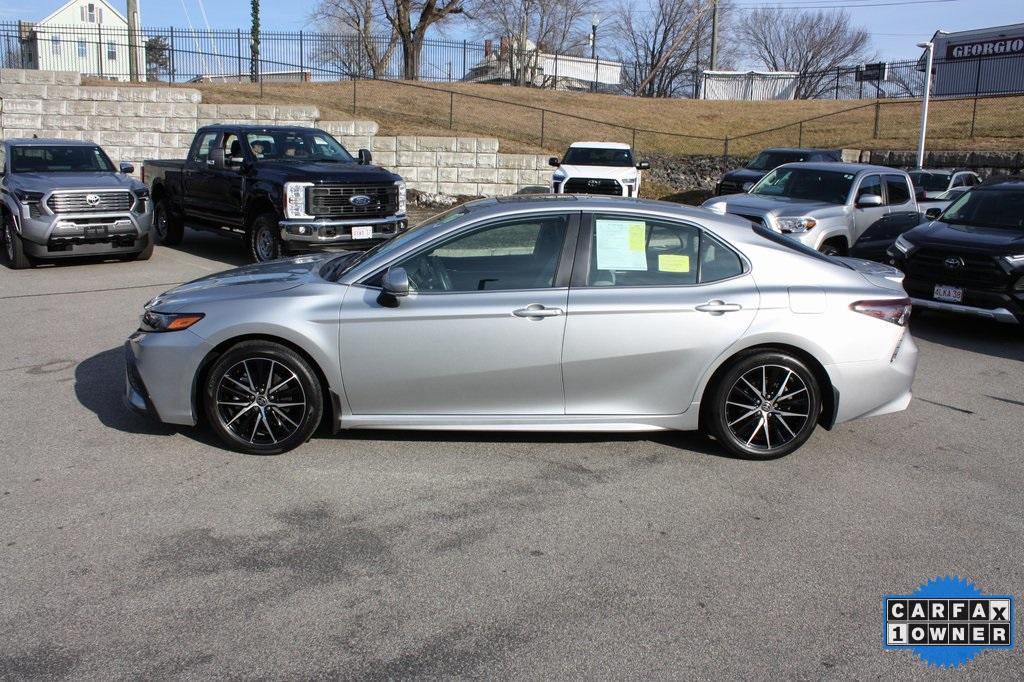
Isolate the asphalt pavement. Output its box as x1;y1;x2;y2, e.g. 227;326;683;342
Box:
1;231;1022;679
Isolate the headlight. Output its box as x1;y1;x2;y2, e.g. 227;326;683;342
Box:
774;216;817;233
140;311;205;332
894;234;916;255
284;182;313;219
1003;253;1024;265
622;174;638;186
741;182;754;192
396;180;407;215
14;189;45;204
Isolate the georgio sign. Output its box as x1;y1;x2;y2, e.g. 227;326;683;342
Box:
947;37;1024;59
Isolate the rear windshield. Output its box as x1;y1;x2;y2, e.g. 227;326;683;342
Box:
908;171;951;191
562;147;634;167
753;224;851;268
941;188;1024;231
10;145;115;173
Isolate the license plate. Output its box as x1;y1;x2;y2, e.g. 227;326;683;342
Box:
934;284;963;303
84;225;108;238
351;225;373;240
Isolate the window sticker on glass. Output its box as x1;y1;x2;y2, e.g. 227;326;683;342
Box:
595;219;648;271
658;254;690;273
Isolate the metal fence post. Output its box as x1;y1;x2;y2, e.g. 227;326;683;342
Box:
169;26;175;82
449;90;454;129
97;25;103;77
723;136;729;160
462;40;467;80
352;78;357;114
632;128;637;152
834;67;840;99
873;101;881;138
299;30;304;78
237;29;242;79
969;58;982;137
798;122;803;146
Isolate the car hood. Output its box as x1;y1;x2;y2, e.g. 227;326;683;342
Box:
8;172;143;192
255;160;402;184
720;168;766;184
556;164;637;180
704;193;847;219
904;220;1024;253
147;252;348;312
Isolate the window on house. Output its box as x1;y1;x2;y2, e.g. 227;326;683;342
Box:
107;41;116;61
77;41;87;58
51;36;61;55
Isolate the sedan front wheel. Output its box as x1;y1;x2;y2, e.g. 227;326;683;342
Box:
202;341;324;455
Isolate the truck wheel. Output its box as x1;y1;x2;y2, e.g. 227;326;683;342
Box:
154;199;184;246
3;213;32;270
248;213;283;263
819;239;847;257
131;236;154;261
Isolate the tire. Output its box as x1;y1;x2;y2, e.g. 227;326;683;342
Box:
202;340;324;455
705;351;822;460
153;199;184;246
247;212;283;263
130;235;154;261
3;213;32;270
819;240;846;257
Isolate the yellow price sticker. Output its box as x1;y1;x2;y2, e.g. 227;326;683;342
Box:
658;254;690;273
627;224;646;251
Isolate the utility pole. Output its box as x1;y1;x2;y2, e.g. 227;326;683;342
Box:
916;41;934;169
127;0;140;82
518;3;529;87
590;15;600;93
250;0;260;83
709;0;719;71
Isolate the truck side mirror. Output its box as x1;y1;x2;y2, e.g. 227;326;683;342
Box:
119;161;135;174
924;207;942;221
209;148;226;170
856;194;883;208
636;160;651;170
358;148;373;165
548;157;560;167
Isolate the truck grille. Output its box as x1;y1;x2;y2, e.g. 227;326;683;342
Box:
47;191;133;214
906;249;1009;289
308;184;397;218
718;180;744;195
562;178;622;196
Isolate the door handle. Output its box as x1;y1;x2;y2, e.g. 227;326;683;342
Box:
513;304;564;318
695;300;742;314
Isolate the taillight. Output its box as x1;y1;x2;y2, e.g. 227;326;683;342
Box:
851;298;912;326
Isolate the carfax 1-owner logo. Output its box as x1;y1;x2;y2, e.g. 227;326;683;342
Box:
883;576;1015;668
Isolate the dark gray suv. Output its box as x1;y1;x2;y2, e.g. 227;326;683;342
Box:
1;138;154;269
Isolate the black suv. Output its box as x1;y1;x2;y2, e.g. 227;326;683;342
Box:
887;176;1024;325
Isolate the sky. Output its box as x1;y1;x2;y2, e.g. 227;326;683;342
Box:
3;0;1022;60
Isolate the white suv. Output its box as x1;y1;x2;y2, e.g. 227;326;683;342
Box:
549;142;650;197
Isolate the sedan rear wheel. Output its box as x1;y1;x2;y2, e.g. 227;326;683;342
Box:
203;341;323;455
706;351;821;459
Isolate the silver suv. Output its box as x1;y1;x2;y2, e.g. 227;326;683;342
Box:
702;162;918;256
1;139;154;269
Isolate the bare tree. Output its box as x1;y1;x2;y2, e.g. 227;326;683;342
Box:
380;0;467;80
311;0;400;78
615;0;722;98
737;7;873;99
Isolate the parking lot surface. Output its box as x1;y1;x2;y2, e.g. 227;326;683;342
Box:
1;234;1022;679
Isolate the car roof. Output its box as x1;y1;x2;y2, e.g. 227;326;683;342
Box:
197;124;325;132
910;168;975;174
977;175;1024;188
775;161;900;174
567;141;631;150
760;147;837;154
4;138;100;147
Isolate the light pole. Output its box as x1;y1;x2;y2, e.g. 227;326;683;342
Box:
590;15;600;92
916;41;934;169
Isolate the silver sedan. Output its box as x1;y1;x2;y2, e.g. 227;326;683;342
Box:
125;196;918;458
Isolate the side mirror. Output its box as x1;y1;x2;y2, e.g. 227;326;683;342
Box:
548;157;560;168
382;266;410;299
924;207;942;221
856;194;883;208
358;148;373;165
635;160;651;171
119;161;135;174
209;148;225;170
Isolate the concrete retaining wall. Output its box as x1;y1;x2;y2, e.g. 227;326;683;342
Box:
0;68;550;196
869;149;1024;173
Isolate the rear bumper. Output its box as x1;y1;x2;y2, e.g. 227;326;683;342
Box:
280;215;406;250
827;332;919;425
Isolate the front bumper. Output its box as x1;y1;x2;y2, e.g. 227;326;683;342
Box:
19;208;153;259
125;329;212;426
280;215;406;250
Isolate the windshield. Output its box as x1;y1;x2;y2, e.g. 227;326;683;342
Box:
750;168;855;204
327;205;471;281
908;171;951;191
746;151;811;171
245;130;355;163
10;145;115;173
936;187;966;201
940;188;1024;230
562;147;634;167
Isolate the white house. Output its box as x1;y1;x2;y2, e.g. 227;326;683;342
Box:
464;39;622;91
22;0;146;81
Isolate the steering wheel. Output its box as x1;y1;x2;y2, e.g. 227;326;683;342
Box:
426;255;453;291
405;255;453;292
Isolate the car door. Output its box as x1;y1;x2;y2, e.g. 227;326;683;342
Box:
206;132;245;227
338;212;578;415
182;130;220;222
562;212;758;416
852;173;886;241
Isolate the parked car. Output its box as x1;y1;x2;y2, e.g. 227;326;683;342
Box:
849;211;926;262
715;147;842;196
702;162;919;256
1;138;153;269
908;168;981;200
918;186;969;220
887;176;1024;325
144;125;407;263
125;195;917;459
549;142;650;197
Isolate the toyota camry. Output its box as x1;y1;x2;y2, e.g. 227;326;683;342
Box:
125;195;917;459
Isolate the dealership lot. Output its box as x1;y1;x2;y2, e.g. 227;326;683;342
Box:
1;237;1023;678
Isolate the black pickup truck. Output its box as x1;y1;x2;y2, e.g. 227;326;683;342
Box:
144;125;406;262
